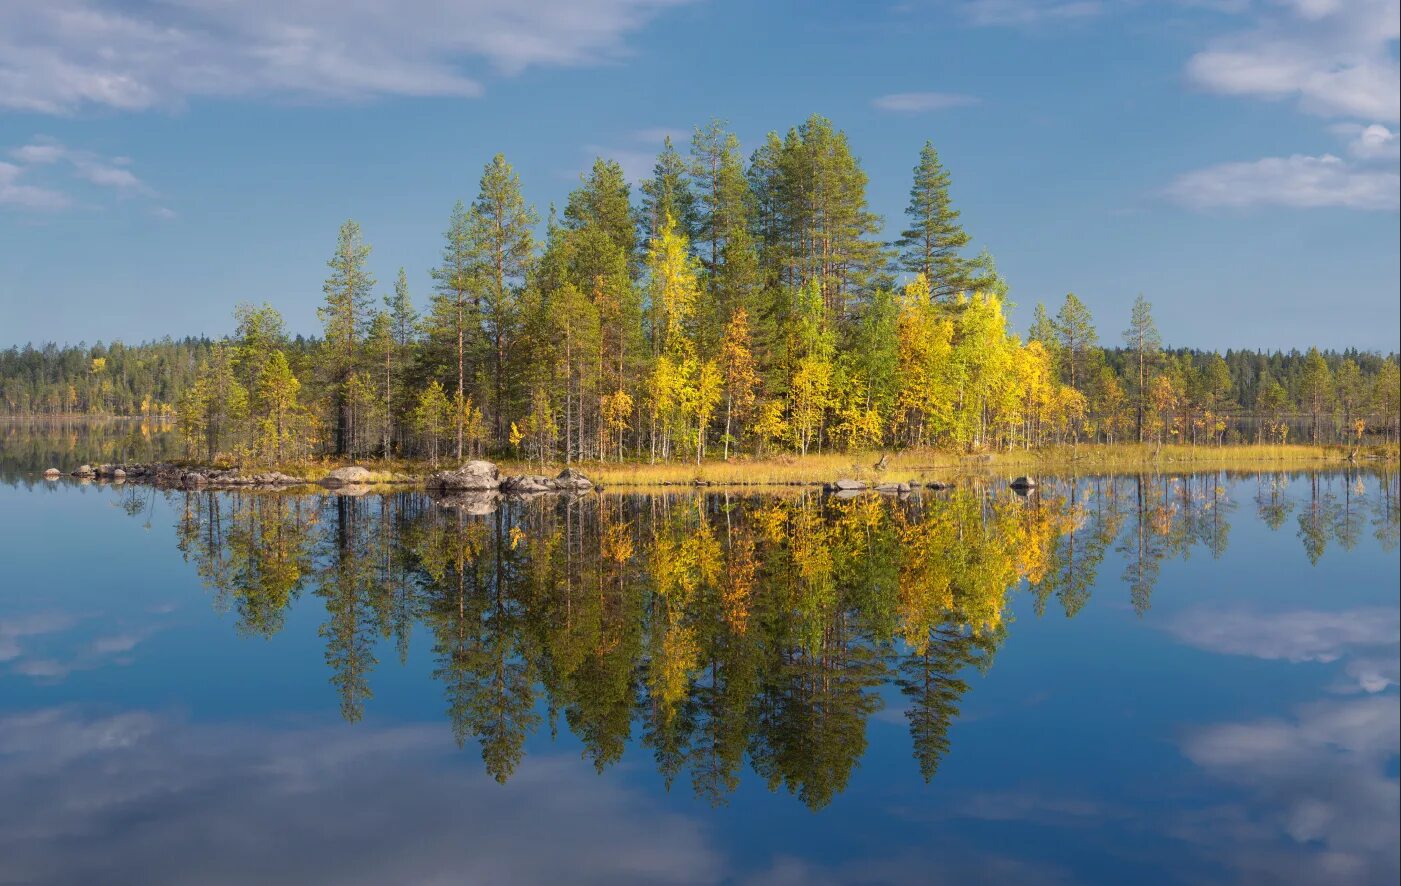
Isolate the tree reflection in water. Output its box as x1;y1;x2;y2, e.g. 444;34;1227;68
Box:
154;470;1398;808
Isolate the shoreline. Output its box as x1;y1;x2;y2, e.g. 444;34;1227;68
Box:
31;443;1398;493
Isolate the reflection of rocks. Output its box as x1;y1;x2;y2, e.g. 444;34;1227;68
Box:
99;464;308;489
1009;476;1036;491
434;491;501;515
43;468;60;479
874;482;911;494
326;483;372;497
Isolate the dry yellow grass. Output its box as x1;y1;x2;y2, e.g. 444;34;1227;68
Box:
505;443;1397;488
212;442;1396;489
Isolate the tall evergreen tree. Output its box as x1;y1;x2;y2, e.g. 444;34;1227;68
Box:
429;201;478;461
1054;293;1097;393
896;141;971;301
565;158;636;276
640;136;697;249
468;153;538;448
384;267;419;450
690;120;761;349
319;220;375;455
1122;294;1161;443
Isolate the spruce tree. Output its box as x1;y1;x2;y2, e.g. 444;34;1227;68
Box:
896;141;971;300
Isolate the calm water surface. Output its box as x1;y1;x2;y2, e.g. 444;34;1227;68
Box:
1;429;1397;885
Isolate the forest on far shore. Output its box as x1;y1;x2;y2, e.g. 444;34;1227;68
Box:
2;116;1398;464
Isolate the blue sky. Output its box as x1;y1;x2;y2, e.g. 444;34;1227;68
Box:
1;0;1397;351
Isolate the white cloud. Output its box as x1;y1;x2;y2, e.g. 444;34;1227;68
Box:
1166;153;1399;211
0;706;722;884
0;0;697;115
3;137;158;213
950;0;1107;26
872;92;980;112
1331;123;1401;160
1163;606;1400;690
0;612;79;660
1186;0;1400;122
1178;696;1399;885
0;161;72;211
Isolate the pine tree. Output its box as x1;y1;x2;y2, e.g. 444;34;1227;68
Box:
429;201;477;461
365;309;395;456
468;154;538;448
1298;347;1333;444
691;120;760;341
640;136;696;248
1053;292;1097;393
565;158;636;275
319;220;375;455
1122;294;1161;443
384;267;419;452
255;350;301;461
896;141;972;301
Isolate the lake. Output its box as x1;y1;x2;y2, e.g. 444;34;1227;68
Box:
1;428;1397;885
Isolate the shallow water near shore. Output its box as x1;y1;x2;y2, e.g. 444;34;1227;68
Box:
1;428;1398;885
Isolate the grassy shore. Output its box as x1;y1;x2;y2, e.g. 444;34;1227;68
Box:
207;442;1398;489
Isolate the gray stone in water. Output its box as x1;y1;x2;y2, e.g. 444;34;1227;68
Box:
551;468;594;491
43;468;60;478
831;478;866;491
427;460;501;491
501;474;553;494
1009;476;1037;489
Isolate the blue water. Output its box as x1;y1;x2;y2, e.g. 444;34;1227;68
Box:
0;468;1396;885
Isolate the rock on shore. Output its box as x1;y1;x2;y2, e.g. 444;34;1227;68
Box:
426;460;501;491
429;462;596;496
321;466;373;487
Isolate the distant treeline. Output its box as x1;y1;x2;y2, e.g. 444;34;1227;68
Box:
2;115;1397;461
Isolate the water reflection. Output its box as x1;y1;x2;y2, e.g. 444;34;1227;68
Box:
0;417;178;485
120;470;1399;808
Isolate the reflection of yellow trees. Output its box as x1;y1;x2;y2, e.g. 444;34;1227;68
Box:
177;491;318;638
161;471;1395;806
